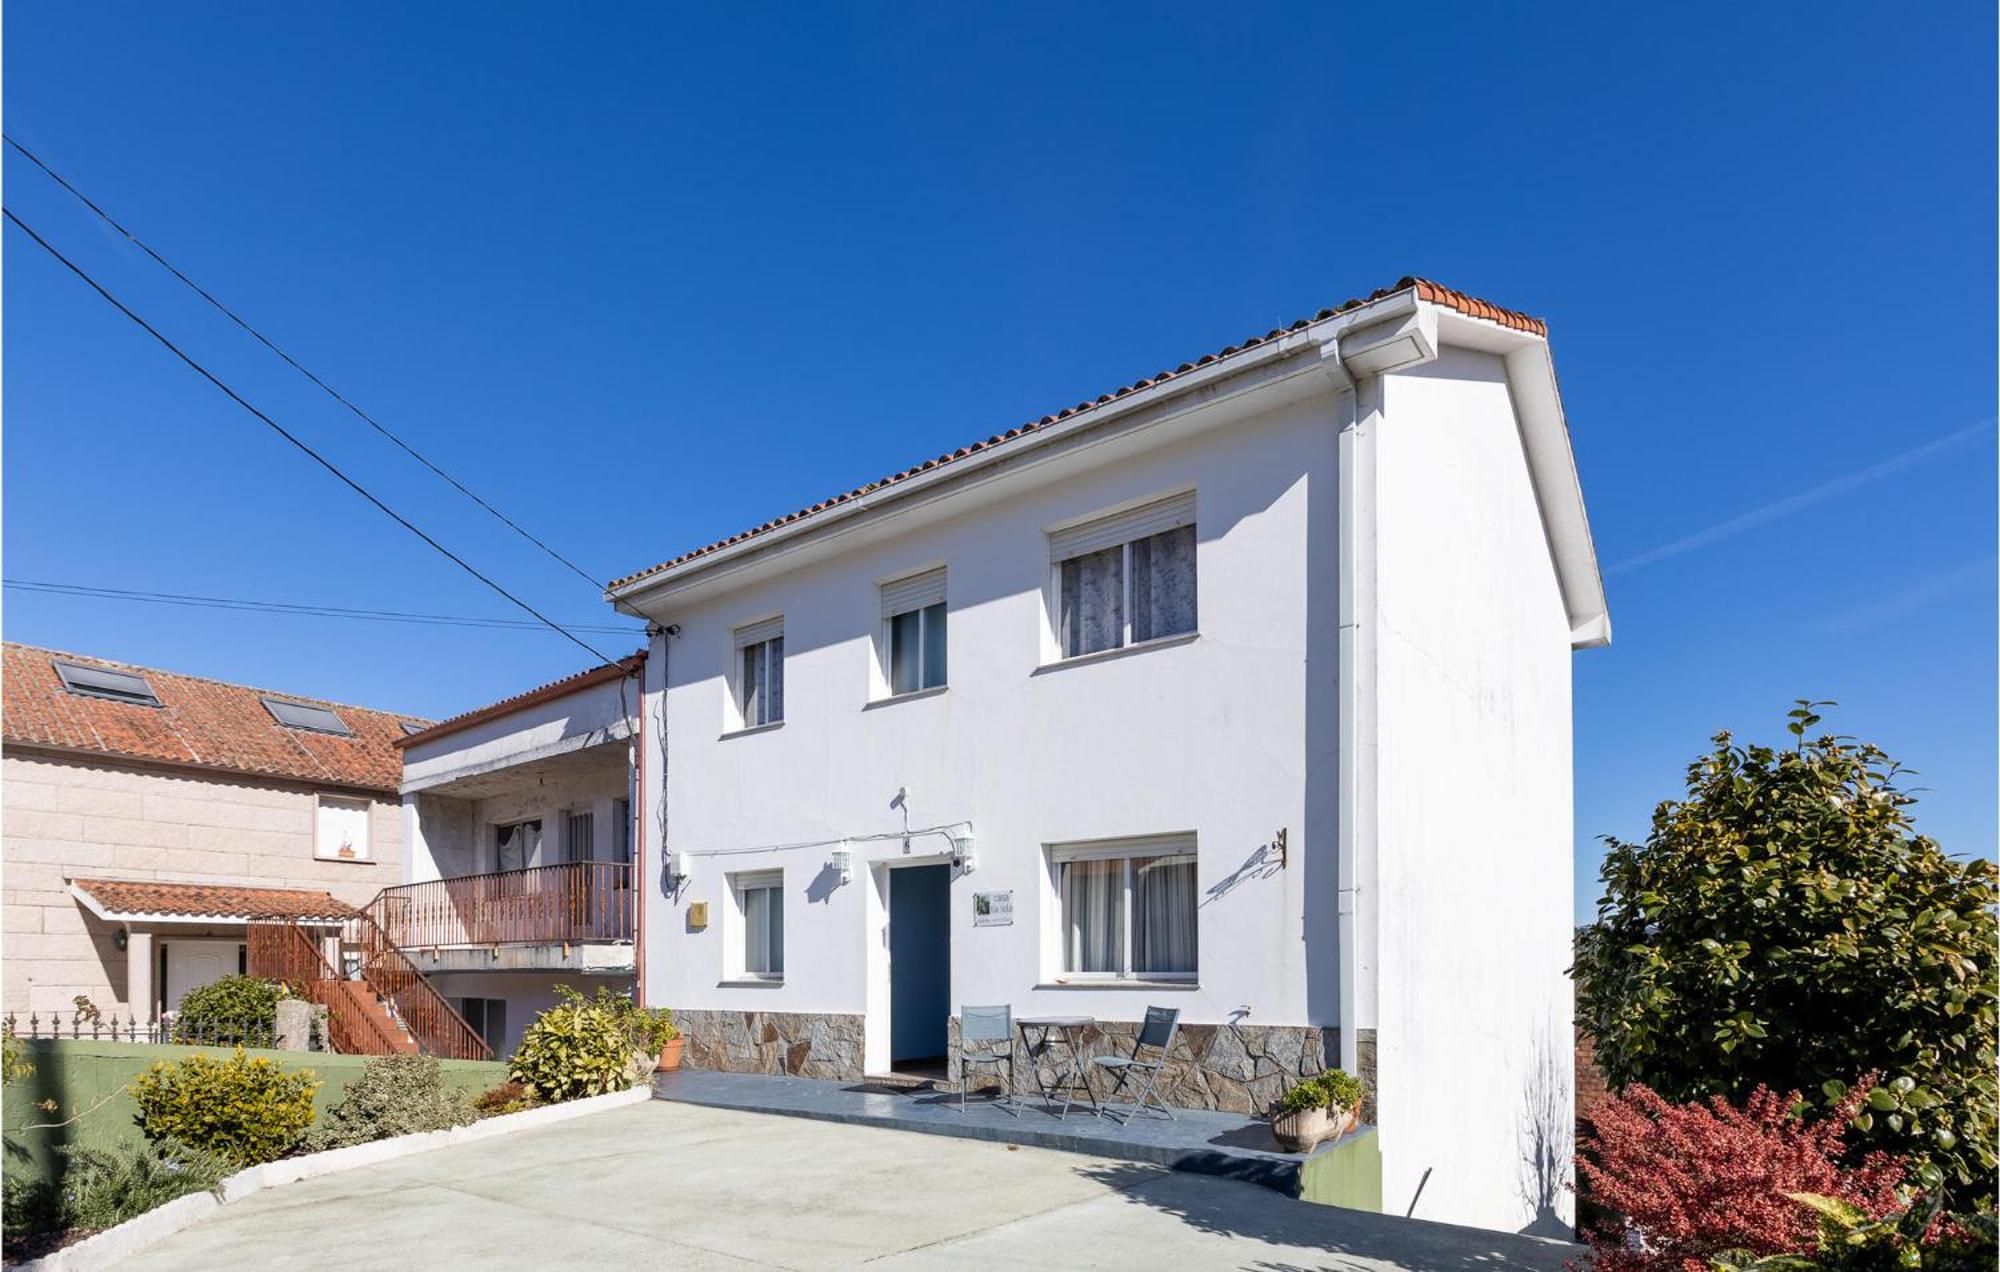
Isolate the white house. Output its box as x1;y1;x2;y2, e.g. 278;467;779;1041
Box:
607;278;1608;1234
392;655;644;1056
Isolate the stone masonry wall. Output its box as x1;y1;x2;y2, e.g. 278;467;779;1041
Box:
674;1009;865;1081
673;1007;1377;1119
3;752;403;1015
948;1017;1376;1116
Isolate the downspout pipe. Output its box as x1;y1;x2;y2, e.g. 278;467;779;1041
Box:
1334;371;1380;1076
631;656;646;1005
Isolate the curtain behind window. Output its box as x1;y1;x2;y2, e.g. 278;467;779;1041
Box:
1059;545;1124;657
889;610;922;694
1130;524;1197;643
744;885;783;975
496;821;540;873
1061;858;1123;973
740;637;785;726
1133;854;1198;975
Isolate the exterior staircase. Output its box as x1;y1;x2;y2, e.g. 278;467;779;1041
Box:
249;864;634;1062
247;912;487;1060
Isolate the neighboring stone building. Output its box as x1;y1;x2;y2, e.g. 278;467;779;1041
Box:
1;643;426;1019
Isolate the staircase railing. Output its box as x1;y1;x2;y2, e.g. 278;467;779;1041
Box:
372;861;635;949
246;922;405;1057
345;906;493;1061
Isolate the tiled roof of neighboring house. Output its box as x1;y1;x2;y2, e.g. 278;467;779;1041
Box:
2;643;426;794
606;277;1547;593
70;878;357;922
394;651;645;749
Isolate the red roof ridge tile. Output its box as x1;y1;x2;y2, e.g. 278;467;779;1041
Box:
607;278;1545;593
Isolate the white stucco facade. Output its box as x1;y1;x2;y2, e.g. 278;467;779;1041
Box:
611;286;1608;1235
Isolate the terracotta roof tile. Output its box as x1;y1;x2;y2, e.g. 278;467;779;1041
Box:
3;643;424;794
607;278;1545;593
71;878;356;921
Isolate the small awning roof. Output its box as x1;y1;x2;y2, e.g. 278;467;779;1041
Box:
69;878;355;925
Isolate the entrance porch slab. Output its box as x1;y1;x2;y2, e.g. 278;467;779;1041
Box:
651;1068;1376;1204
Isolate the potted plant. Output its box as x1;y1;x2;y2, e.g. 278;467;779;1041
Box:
616;996;682;1072
652;1014;684;1072
1269;1069;1362;1153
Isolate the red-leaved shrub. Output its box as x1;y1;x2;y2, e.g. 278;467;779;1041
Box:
1577;1081;1906;1272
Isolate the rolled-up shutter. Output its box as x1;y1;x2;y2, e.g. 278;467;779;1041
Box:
734;616;783;648
1048;490;1196;564
879;567;947;619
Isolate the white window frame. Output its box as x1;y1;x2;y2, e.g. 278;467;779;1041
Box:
730;616;785;731
314;795;372;862
729;868;785;982
1046;490;1197;663
1046;834;1198;983
877;567;948;699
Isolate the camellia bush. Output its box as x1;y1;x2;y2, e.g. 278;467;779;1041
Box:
1573;703;1998;1205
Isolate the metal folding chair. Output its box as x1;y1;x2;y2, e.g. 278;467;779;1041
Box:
956;1004;1018;1116
1091;1005;1181;1123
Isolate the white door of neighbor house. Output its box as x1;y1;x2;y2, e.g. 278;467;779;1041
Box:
163;940;241;1011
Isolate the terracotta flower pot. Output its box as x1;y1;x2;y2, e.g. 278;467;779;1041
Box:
1271;1105;1332;1153
1326;1105;1359;1143
656;1037;685;1072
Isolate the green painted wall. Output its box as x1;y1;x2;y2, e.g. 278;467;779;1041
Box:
1297;1127;1383;1211
2;1040;506;1186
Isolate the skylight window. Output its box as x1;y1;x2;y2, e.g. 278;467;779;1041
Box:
53;660;162;707
399;721;428;737
262;697;352;736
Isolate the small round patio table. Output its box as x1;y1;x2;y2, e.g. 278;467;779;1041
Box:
1016;1015;1099;1119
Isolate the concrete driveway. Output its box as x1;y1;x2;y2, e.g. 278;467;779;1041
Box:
119;1102;1576;1271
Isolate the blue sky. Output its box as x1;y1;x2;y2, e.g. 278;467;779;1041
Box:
5;4;1993;921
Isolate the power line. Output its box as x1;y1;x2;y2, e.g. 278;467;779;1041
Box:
3;134;606;592
4;206;617;667
5;580;642;635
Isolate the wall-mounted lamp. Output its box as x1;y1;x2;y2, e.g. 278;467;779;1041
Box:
949;830;975;874
831;848;852;885
115;928;128;952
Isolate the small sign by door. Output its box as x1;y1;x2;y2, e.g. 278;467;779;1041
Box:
972;890;1013;927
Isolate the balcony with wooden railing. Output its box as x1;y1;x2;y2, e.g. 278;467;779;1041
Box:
370;861;635;950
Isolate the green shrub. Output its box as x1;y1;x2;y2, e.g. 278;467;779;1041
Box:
508;986;649;1103
307;1055;476;1150
1573;703;1998;1206
172;976;289;1047
59;1140;232;1232
597;990;677;1051
2;1023;32;1084
129;1048;319;1166
1272;1069;1363;1116
2;1141;230;1255
3;1173;64;1250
